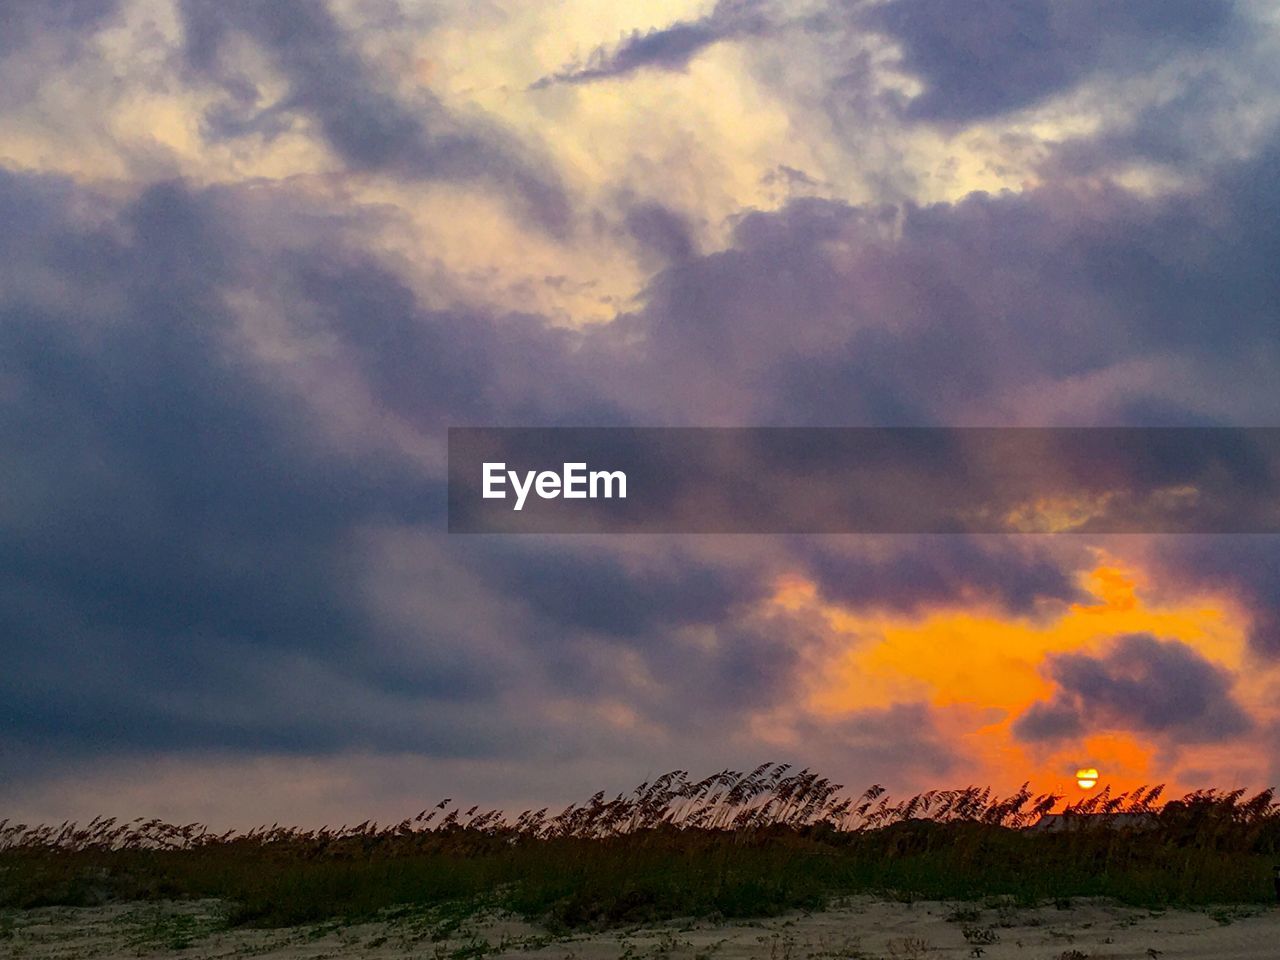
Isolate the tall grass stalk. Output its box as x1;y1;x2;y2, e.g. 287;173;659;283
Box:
2;765;1276;927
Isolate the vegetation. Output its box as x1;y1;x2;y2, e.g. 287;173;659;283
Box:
1;764;1276;929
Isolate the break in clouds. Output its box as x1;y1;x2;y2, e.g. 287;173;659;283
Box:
2;0;1280;823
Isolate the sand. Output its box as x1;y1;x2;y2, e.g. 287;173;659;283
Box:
1;896;1277;960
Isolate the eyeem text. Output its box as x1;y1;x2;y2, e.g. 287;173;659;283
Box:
482;462;627;511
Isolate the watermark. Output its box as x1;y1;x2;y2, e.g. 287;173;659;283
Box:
482;462;627;511
448;427;1280;534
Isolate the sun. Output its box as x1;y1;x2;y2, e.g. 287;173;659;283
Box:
1075;767;1100;790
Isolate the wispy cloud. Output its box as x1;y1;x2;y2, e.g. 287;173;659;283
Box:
530;0;772;89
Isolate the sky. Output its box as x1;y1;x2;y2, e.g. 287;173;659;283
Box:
2;0;1280;826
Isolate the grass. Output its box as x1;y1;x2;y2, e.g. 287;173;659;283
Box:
1;764;1277;930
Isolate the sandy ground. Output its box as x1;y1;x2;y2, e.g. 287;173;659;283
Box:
1;897;1277;960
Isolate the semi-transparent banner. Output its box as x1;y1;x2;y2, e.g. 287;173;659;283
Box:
447;427;1280;534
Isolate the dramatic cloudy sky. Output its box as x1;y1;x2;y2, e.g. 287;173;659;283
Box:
3;0;1280;825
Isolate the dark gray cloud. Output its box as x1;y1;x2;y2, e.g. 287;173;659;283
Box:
0;171;823;766
530;0;771;88
624;201;699;266
612;135;1280;427
1042;71;1254;178
0;172;644;764
284;252;626;429
865;0;1239;122
1143;537;1280;658
178;0;571;232
0;172;465;757
472;541;764;640
792;702;960;782
798;538;1085;616
0;0;121;58
1014;634;1253;743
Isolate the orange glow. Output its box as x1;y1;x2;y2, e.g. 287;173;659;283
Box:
759;559;1268;796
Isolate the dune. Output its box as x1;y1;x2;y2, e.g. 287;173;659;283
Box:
3;896;1278;960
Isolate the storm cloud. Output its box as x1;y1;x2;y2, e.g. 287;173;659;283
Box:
1;0;1279;818
865;0;1239;122
1014;634;1253;744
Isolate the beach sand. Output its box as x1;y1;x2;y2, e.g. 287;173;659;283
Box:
2;896;1277;959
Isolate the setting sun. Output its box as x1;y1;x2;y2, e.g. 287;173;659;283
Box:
1076;768;1100;790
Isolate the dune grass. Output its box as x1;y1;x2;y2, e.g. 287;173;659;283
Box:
2;765;1277;929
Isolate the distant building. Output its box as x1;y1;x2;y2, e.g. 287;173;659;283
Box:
1028;812;1158;832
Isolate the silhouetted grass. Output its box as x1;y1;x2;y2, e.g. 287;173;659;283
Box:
2;765;1277;929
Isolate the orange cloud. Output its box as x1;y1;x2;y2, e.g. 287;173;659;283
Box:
767;559;1264;798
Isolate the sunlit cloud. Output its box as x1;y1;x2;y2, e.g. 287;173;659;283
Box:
776;561;1274;794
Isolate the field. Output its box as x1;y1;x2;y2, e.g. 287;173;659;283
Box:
2;765;1278;958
